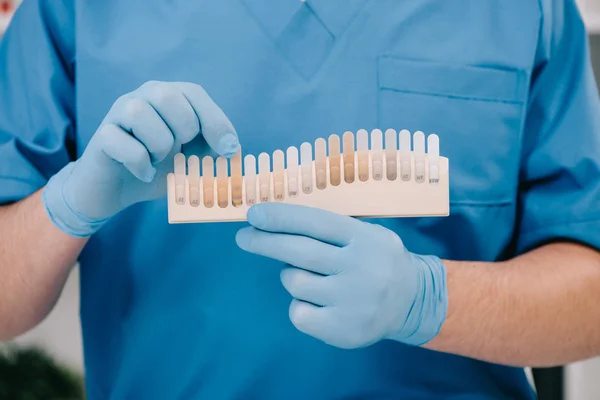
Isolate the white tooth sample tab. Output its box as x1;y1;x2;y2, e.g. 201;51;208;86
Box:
356;129;369;182
385;129;397;181
230;149;243;207
286;146;299;197
202;156;215;208
315;138;327;190
427;134;440;185
414;131;426;183
328;134;341;186
244;155;257;205
371;129;383;181
174;153;186;205
258;152;271;202
399;129;412;181
188;155;201;207
273;150;285;201
343;131;355;184
216;157;229;208
300;142;313;194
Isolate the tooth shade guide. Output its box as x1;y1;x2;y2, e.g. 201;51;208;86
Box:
167;129;450;223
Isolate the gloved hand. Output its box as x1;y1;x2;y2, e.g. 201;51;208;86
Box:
236;203;448;349
43;81;239;237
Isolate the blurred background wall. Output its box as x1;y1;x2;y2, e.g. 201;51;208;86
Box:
592;35;600;84
2;0;600;398
569;2;600;398
13;268;83;371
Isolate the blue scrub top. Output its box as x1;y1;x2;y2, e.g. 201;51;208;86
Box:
2;0;600;399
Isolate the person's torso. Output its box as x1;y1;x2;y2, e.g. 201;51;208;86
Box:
75;1;541;398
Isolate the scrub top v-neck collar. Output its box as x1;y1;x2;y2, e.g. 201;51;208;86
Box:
239;0;369;79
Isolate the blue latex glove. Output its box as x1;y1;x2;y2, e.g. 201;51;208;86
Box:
236;203;448;349
43;81;239;237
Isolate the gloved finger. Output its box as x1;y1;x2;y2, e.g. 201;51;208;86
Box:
94;124;156;182
288;299;332;339
109;97;175;163
173;82;240;157
247;203;367;247
280;268;333;307
135;81;200;145
236;227;340;275
289;302;367;349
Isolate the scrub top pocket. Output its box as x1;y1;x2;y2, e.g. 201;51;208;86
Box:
377;56;529;206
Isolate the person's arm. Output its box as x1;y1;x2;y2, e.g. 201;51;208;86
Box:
425;243;600;367
0;190;87;340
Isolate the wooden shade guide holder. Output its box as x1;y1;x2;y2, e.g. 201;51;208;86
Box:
167;129;450;223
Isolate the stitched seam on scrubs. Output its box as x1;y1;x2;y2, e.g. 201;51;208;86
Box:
305;0;370;39
302;2;334;39
520;216;600;236
380;88;526;105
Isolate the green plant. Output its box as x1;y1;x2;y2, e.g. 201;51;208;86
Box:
0;344;84;400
